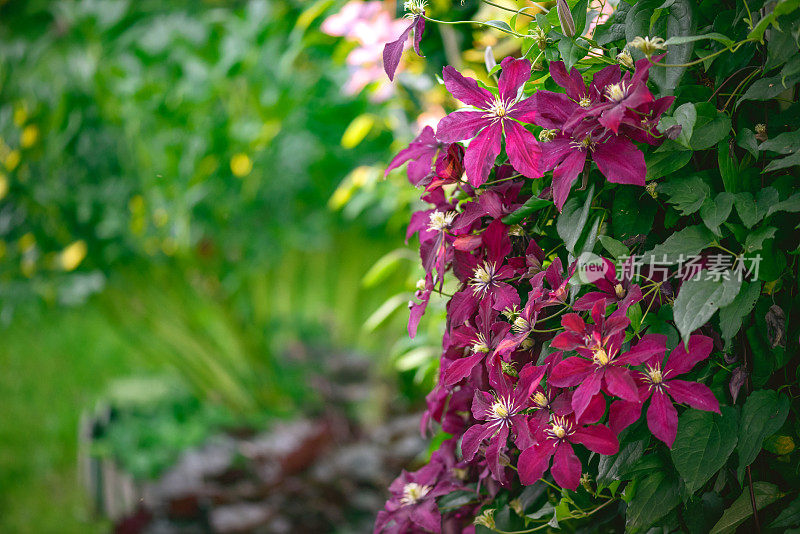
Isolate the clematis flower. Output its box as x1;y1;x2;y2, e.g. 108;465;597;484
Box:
436;57;543;186
584;57;656;133
461;363;546;484
383;1;427;81
493;289;545;358
444;299;511;386
375;444;462;533
573;257;643;315
517;413;618;490
608;334;720;447
385;126;444;185
549;304;663;418
448;220;521;324
532;62;649;210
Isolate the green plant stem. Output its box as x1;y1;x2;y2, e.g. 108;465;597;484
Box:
651;39;755;68
422;15;530;39
479;0;549;16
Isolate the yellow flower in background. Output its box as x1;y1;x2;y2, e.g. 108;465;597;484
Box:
19;232;36;252
20;125;39;148
230;153;253;178
59;240;87;271
4;149;20;171
0;173;8;200
13;106;27;127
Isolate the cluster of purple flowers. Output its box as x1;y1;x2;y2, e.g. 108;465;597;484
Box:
375;57;718;533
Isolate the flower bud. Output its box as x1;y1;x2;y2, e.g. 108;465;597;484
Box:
755;123;768;142
531;26;548;49
617;48;634;69
557;0;576;37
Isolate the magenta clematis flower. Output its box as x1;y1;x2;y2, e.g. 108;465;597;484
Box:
436;57;543;186
383;1;426;81
532;62;652;210
444;299;511;386
385;126;444;185
549;304;664;419
448;220;521;324
493;289;545;358
517;413;618;490
584;57;656;133
375;443;463;533
573;257;643;315
608;334;720;447
461;363;546;484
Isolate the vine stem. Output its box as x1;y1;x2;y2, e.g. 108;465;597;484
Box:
479;0;549;16
421;15;530;39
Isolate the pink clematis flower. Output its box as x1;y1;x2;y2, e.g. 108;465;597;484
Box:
383;1;426;81
436;57;543;187
549;304;664;419
461;363;546;484
518;413;618;490
609;334;720;447
443;299;511;386
385;126;445;186
573;257;643;315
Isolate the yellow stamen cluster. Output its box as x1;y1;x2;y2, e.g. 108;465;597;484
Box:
629;36;666;57
427;210;456;232
403;0;427;16
605;82;628;102
592;347;610;366
578;96;592;108
470;262;496;295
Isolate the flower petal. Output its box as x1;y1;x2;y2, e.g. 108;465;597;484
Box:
464;122;503;187
460;422;495;461
552;442;582;490
504;120;543;179
532;91;579;129
518;440;556;485
571;371;604;419
498;57;532;102
443;352;485;386
616;333;667;366
486;425;510;485
549;61;587;101
665;334;714;376
383;22;414;81
435;111;489;143
571;424;619;455
442;65;494;108
549;357;594;387
552;149;586;210
608;399;643;435
603;366;640;402
592;136;646;186
647;390;679;447
508;96;537;123
666;380;720;413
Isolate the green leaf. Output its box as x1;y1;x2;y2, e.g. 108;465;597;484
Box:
744;225;777;252
484;20;515;35
571;0;589;36
612;187;655;239
673;277;741;343
659;102;696;148
598;235;630;259
736;128;759;158
671;407;738;494
700;193;734;235
763;150;800;172
646;147;692;180
597;439;646;484
644;224;714;263
771;494;800;528
717;139;738;193
760;129;800;154
663;32;734;48
361;249;416;287
646;0;696;93
719;281;761;346
557;184;594;255
739;74;800;104
502;197;553;225
658;175;711;215
736;390;790;482
767;191;800;216
558;37;589;70
625;471;681;531
747;0;800;43
734;188;778;228
709;482;785;534
690;103;732;150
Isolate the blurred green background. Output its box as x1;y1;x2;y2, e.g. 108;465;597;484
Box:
0;0;454;531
